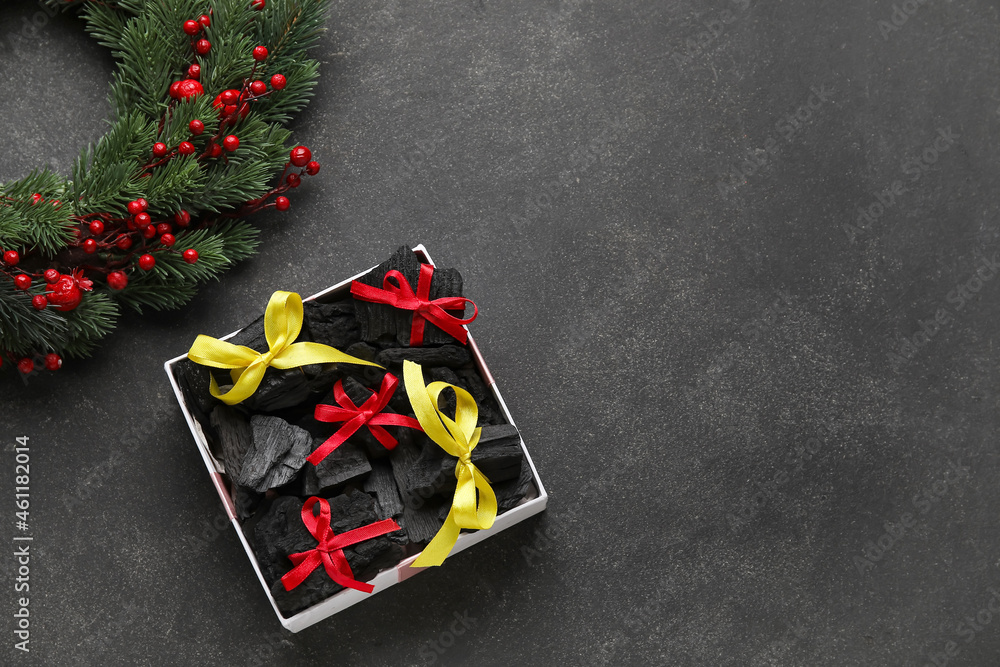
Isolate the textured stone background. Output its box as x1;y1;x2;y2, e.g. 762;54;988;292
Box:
0;0;999;665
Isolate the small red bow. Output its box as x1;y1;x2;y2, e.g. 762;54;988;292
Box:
351;263;478;346
309;373;422;465
281;497;401;593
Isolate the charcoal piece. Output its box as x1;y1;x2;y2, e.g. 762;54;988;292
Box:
389;441;446;543
363;461;404;519
174;358;219;442
227;313;270;352
301;441;372;496
254;491;404;617
470;424;524;482
239;416;313;492
454;367;506;425
375;345;472;369
210;405;252;479
427;367;462;417
495;457;535;514
239;367;314;413
234;485;264;521
402;424;524;502
353;245;467;346
303;299;361;349
345;341;379;362
398;497;447;544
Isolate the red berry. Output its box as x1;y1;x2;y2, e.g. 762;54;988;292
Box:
88;220;104;235
82;239;98;254
275;196;290;211
30;193;43;205
44;353;61;371
305;160;321;175
252;0;266;9
270;73;286;90
183;249;199;264
31;295;47;311
135;212;151;227
189;119;205;135
13;275;30;290
250;80;267;96
47;275;82;312
169;81;182;99
3;250;19;266
286;173;301;188
152;142;168;157
116;237;133;251
253;46;268;61
174;79;204;101
160;233;176;247
289;146;311;167
209;142;223;158
156;222;172;235
128;198;148;215
44;269;59;284
107;271;128;290
138;254;156;271
198;14;211;28
212;91;249;119
17;358;33;375
179;141;195;155
183;19;201;35
223;135;240;152
195;39;211;55
143;225;157;239
188;63;201;79
174;210;191;227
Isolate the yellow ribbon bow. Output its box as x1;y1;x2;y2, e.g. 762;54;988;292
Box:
404;360;497;567
187;291;381;405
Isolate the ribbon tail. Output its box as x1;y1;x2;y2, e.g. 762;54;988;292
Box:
273;342;383;370
323;550;375;593
210;361;268;406
412;511;463;567
281;551;322;591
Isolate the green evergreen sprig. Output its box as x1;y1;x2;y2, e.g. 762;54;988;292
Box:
0;0;332;375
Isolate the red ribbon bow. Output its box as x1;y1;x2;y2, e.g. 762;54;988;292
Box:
351;263;478;346
309;373;422;465
281;497;401;593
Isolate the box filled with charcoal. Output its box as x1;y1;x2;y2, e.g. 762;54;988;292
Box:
165;245;547;632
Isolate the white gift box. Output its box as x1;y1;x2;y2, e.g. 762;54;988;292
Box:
164;244;548;632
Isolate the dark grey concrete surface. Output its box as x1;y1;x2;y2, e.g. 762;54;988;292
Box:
1;0;999;665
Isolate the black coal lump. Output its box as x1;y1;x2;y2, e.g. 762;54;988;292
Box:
353;246;468;346
238;416;313;492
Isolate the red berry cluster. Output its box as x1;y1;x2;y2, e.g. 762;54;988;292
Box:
1;5;317;374
4;352;63;377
